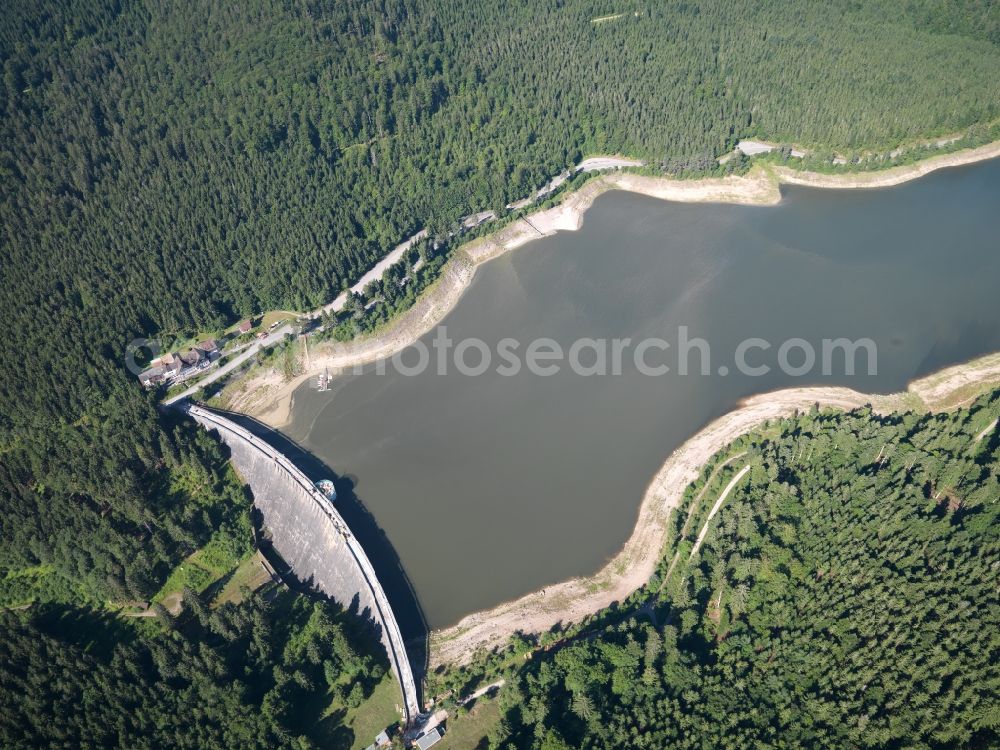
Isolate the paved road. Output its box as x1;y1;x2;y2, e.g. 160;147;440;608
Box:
975;418;998;442
737;139;807;158
163;324;294;405
164;229;433;404
463;210;496;228
577;156;645;171
164;156;645;403
319;228;429;317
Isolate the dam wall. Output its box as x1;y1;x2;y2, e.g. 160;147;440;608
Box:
185;404;420;723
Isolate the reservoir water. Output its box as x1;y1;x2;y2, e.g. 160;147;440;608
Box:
285;158;1000;629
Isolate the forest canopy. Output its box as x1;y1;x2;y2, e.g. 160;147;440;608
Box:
2;0;999;600
479;392;1000;748
0;1;999;746
0;591;390;749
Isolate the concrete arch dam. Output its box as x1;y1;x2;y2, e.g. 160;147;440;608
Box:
185;404;420;724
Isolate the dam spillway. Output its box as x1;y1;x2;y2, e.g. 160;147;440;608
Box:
184;403;420;724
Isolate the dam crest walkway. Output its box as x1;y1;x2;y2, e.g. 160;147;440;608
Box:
184;403;420;724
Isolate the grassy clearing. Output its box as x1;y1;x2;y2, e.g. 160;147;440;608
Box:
166;462;222;506
170;330;220;350
152;534;251;606
224;319;252;336
151;463;253;607
437;699;501;750
323;674;401;750
212;550;274;607
261;310;299;329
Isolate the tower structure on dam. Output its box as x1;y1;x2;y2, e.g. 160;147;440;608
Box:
183;404;421;724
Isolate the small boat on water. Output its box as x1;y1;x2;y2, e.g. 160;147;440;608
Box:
315;479;337;501
317;368;331;391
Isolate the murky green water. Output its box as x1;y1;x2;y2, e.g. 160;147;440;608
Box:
286;158;1000;629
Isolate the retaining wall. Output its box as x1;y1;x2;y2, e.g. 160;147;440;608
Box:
186;404;420;723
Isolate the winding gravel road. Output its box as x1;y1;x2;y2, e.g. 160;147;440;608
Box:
164;156;645;405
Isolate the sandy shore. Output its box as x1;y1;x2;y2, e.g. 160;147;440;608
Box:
908;351;1000;409
211;138;1000;666
223;138;1000;426
224;256;479;425
428;351;1000;667
221;169;781;424
773;140;1000;189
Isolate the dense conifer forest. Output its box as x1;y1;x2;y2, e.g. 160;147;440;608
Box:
1;0;999;745
0;591;389;748
476;394;1000;748
2;0;999;606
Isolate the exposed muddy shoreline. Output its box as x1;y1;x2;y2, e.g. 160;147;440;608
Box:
223;140;1000;426
428;352;1000;667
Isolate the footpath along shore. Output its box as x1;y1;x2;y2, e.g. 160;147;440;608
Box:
222;139;1000;425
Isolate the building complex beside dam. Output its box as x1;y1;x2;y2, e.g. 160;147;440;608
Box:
184;404;421;725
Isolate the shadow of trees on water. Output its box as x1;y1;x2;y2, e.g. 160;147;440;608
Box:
202;407;430;698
